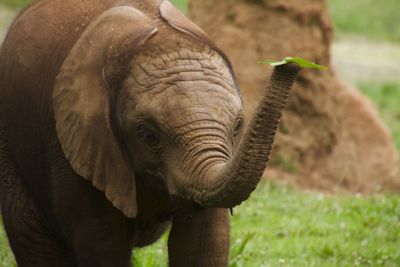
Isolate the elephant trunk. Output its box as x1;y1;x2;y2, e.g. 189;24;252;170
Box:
184;63;300;208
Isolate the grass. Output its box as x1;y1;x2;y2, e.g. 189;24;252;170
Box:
359;83;400;150
0;219;15;267
170;0;187;12
1;182;399;266
327;0;400;43
229;183;400;267
1;0;28;9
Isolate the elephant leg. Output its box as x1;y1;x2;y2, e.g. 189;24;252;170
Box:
0;135;71;266
168;208;230;267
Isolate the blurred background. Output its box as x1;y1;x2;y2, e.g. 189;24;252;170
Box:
1;0;399;266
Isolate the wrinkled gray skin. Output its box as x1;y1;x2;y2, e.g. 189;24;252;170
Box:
0;0;299;266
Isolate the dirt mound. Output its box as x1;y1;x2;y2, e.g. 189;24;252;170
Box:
189;0;400;193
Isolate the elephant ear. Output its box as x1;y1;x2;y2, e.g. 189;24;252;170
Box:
159;0;210;40
53;6;158;218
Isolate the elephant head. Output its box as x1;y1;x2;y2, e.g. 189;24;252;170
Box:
53;1;299;218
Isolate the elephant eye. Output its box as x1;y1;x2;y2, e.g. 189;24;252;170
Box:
138;125;160;148
234;117;243;136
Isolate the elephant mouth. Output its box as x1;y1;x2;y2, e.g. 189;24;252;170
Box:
138;169;169;192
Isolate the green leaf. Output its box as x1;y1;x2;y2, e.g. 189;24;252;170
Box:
258;57;328;70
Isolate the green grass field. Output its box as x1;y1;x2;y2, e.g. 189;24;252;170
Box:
1;183;399;266
135;183;400;267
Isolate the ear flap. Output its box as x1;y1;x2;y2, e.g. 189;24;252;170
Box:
53;6;158;218
160;0;210;40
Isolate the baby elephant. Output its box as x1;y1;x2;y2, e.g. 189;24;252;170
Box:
0;0;299;266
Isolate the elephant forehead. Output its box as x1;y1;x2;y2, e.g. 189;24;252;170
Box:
135;80;242;123
129;47;237;95
120;47;242;127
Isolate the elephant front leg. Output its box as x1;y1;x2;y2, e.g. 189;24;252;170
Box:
168;208;230;267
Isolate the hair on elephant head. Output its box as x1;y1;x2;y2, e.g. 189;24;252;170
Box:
53;0;299;218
